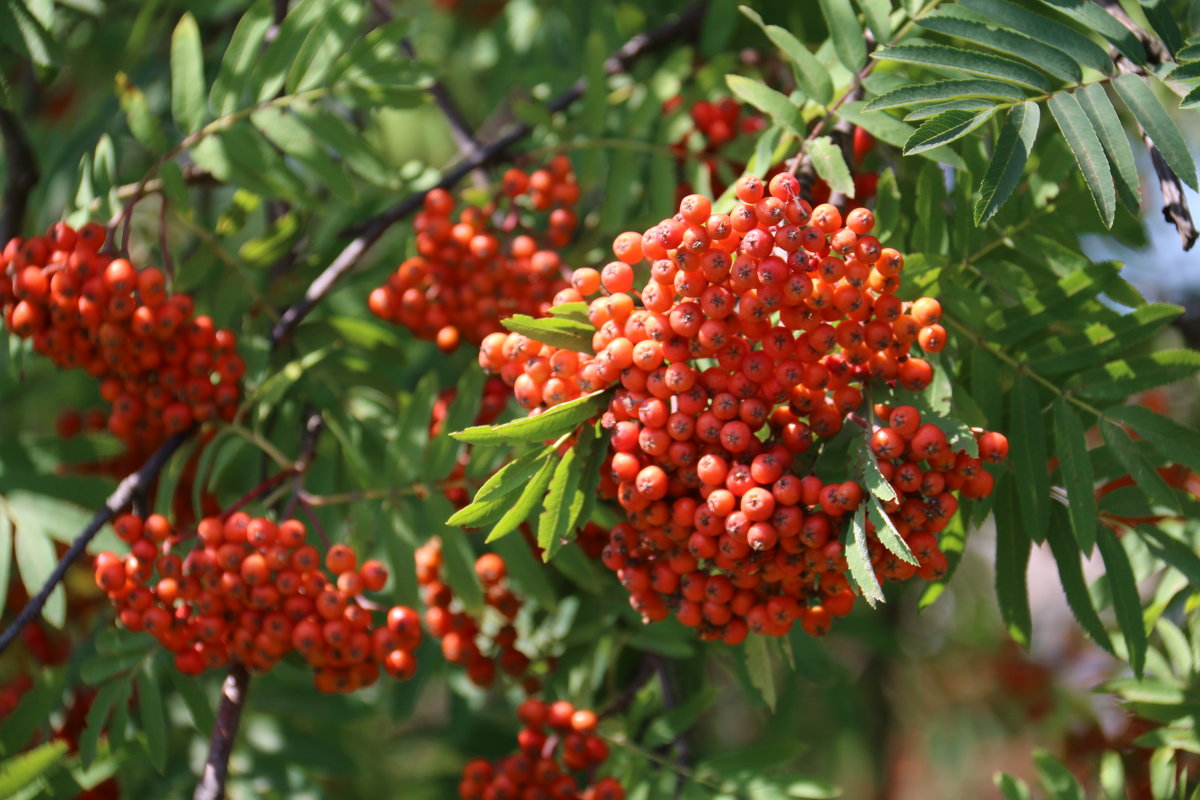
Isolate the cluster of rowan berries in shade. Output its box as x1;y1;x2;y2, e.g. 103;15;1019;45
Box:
93;512;422;693
0;223;244;458
416;539;544;692
367;156;581;351
480;175;1008;642
458;698;624;800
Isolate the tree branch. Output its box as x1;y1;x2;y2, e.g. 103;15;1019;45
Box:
268;1;708;347
0;430;193;657
0;108;39;243
193;663;250;800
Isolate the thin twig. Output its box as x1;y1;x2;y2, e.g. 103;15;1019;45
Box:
268;1;709;347
0;108;39;242
193;663;250;800
281;408;323;518
0;430;193;657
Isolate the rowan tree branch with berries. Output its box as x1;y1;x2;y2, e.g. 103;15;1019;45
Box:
2;2;1200;799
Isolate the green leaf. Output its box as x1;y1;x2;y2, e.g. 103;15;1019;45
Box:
1170;61;1200;81
1048;91;1115;228
0;508;10;620
472;448;553;503
501;314;596;353
1101;419;1181;513
490;530;556;609
818;0;868;72
1053;399;1097;553
960;0;1114;74
167;666;214;732
170;13;207;135
14;522;64;628
873;42;1052;91
1033;750;1084;800
861;449;897;503
1182;85;1200;111
485;456;556;543
1096;525;1147;676
1106;404;1200;474
286;1;366;93
918;8;1082;82
1077;83;1141;210
136;667;167;773
0;1;58;67
1112;73;1199;190
1046;508;1113;652
865;79;1029;111
452;389;609;444
725;75;804;136
903;107;997;154
737;8;833;106
903;98;997;120
975;101;1040;224
995;774;1032;800
546;301;590;325
745;634;778;711
868;496;918;566
251;0;328;101
537;444;581;560
857;0;892;42
210;0;274;116
1134;525;1200;588
1033;0;1145;65
116;73;169;153
836;101;968;169
1009;375;1050;543
1074;350;1200;400
994;475;1032;646
807;135;854;196
250;107;356;201
439;526;484;615
80;679;124;768
846;505;885;607
0;740;68;797
81;649;147;685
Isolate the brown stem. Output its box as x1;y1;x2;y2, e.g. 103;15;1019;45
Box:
0;108;38;242
193;663;251;800
400;38;488;188
268;1;708;347
0;430;194;657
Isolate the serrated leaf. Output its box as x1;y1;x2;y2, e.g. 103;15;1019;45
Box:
1106;404;1200;474
1009;376;1050;544
975;101;1040;224
1046;509;1113;652
1170;61;1200;81
964;0;1112;73
836;101;968;169
80;679;124;768
1076;83;1142;210
250;0;327;101
546;301;590;325
0;740;68;797
1112;73;1198;190
1101;419;1182;513
210;0;274;116
846;505;884;607
903;107;997;154
745;634;778;711
14;524;64;628
1074;350;1200;400
1134;525;1200;588
285;1;366;93
1096;525;1147;675
1048;91;1115;228
438;526;484;615
861;450;897;502
453;389;608;444
868;496;918;565
250;107;356;200
1053;399;1097;553
725;75;804;136
170;13;207;135
865;79;1029;111
537;445;581;559
904;98;997;120
818;0;868;72
1033;0;1145;65
873;42;1051;91
485;456;556;543
472;448;553;504
292;108;396;187
918;8;1082;82
737;11;833;106
807;135;854;196
1033;750;1084;800
501;314;596;353
994;476;1032;646
136;668;167;773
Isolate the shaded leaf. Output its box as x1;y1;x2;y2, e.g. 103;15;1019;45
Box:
745;634;778;711
1077;83;1141;210
136;667;167;773
873;42;1052;91
1112;73;1198;190
1053;399;1097;553
1048;91;1115;228
170;13;207;134
439;525;484;615
1135;525;1200;588
903;107;996;154
1106;404;1200;474
846;505;884;607
918;7;1082;82
1046;507;1113;652
1101;419;1181;513
868;496;918;566
1073;350;1200;400
13;522;63;628
1010;375;1050;543
210;0;274;116
818;0;868;72
1096;525;1147;675
994;476;1032;646
0;508;9;619
975;101;1040;224
961;0;1112;74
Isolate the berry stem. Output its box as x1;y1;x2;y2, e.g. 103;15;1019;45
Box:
0;429;194;658
193;663;250;800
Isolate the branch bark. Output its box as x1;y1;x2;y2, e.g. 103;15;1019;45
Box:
268;1;708;347
193;663;251;800
0;108;39;242
0;429;193;657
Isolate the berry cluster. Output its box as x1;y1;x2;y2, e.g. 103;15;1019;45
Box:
94;512;421;693
0;223;243;457
480;178;1007;641
458;698;624;800
416;540;544;692
368;157;580;351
